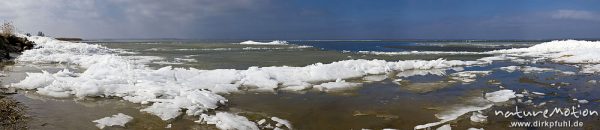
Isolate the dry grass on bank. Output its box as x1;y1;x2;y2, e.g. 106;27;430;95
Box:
0;95;28;129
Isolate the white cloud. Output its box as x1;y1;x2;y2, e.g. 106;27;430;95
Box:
551;9;600;21
0;0;265;38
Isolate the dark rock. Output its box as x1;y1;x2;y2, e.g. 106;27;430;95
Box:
0;35;35;61
0;88;17;95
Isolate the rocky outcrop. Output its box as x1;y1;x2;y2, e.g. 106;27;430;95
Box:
0;35;34;60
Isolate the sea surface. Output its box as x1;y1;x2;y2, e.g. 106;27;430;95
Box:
2;39;600;130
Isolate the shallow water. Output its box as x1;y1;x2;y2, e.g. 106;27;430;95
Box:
97;40;497;69
3;40;600;130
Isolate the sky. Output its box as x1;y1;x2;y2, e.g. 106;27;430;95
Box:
1;0;599;40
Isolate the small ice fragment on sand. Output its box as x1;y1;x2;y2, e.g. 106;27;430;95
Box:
92;113;133;129
271;117;292;129
198;112;259;130
165;124;172;128
470;111;487;123
468;128;484;130
257;119;267;125
436;124;451;130
485;90;516;102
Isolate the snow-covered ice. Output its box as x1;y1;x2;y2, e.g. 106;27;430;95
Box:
449;71;491;83
239;40;289;45
362;75;387;82
500;66;555;73
313;79;362;92
357;51;485;55
415;89;516;129
271;116;293;129
470;111;487;123
15;36;600;130
92;113;133;129
198;112;259;130
485;90;516;102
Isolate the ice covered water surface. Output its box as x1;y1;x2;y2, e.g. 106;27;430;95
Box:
9;37;600;129
10;36;499;129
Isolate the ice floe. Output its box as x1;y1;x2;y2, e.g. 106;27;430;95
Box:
470;111;487;123
491;40;600;73
198;112;259;130
415;89;516;129
485;89;516;102
581;64;600;74
449;71;491;83
415;98;493;129
271;117;293;129
500;66;556;73
357;51;485;55
174;58;198;63
490;40;600;63
314;78;362;92
92;113;133;129
396;69;447;78
239;40;289;45
362;75;388;82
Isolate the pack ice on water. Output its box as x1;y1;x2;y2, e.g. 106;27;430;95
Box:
9;36;600;129
9;36;496;129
